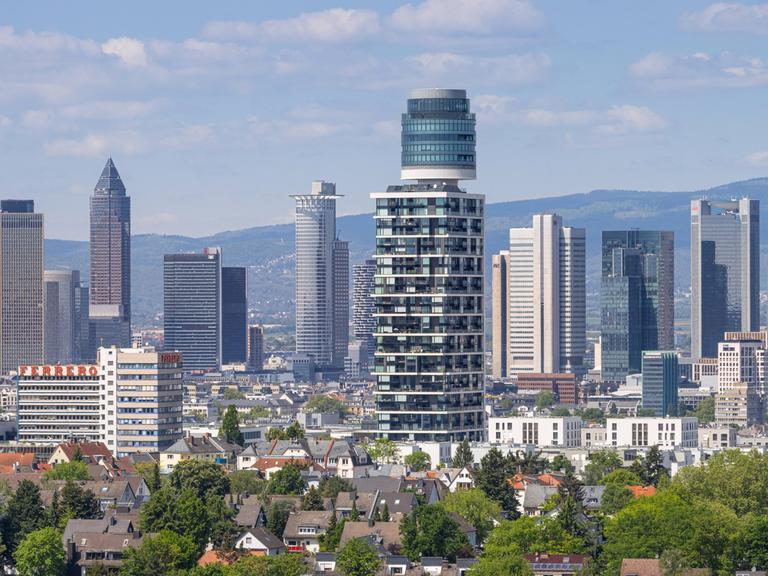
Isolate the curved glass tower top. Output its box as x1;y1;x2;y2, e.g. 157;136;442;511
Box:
401;88;476;182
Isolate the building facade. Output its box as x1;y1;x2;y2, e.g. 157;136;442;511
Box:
372;88;485;441
248;325;264;370
89;159;131;352
640;351;679;416
44;269;81;364
691;199;759;360
222;267;247;365
352;259;377;368
163;248;222;372
488;416;582;447
292;181;348;373
601;231;674;382
491;251;509;379
504;214;586;377
1;200;44;373
606;417;698;448
99;346;184;457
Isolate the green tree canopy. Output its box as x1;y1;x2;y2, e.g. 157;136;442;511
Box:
285;421;305;441
535;390;555;410
318;476;355;499
228;470;266;497
120;530;199;576
687;396;715;424
267;464;306;495
629;445;668;487
600;483;634;515
219;404;244;446
365;438;398;464
441;488;501;543
226;553;305;576
3;479;46;554
336;537;381;576
222;388;245;400
302;485;325;511
600;468;643;487
169;460;230;500
404;451;431;472
452;439;474;469
399;504;471;562
303;395;347;416
475;448;519;515
583;449;623;485
265;501;293;539
44;459;90;481
58;480;100;528
14;527;66;576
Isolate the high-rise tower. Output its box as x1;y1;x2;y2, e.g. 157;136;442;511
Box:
89;158;131;352
371;89;485;441
691;199;759;360
292;181;348;373
352;259;377;367
0;200;44;373
222;267;247;364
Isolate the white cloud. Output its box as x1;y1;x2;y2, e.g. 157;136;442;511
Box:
630;52;673;78
102;37;148;67
372;120;400;138
523;108;597;127
203;9;380;43
0;25;99;54
407;52;551;84
391;0;542;33
595;105;667;135
21;110;52;129
629;51;768;88
44;131;146;157
246;116;346;141
680;3;768;34
746;150;768;166
0;116;11;128
60;100;158;120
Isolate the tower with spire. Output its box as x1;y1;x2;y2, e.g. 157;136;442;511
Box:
88;158;131;356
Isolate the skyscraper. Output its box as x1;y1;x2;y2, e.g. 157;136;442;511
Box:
44;269;80;364
352;259;376;368
291;181;348;373
0;200;44;373
248;324;264;370
601;231;674;382
691;198;759;360
504;214;586;377
163;248;222;372
371;88;485;441
89;158;131;351
641;351;679;416
222;267;247;364
491;251;509;379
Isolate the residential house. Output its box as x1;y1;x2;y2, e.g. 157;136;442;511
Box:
282;510;334;553
160;434;242;473
62;513;146;575
525;553;588;576
234;528;285;556
315;552;336;572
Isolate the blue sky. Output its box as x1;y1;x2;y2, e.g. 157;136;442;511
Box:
3;0;768;239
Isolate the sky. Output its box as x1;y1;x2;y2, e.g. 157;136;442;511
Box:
3;0;768;240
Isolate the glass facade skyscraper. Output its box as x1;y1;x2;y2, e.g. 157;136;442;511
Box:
601;230;674;382
372;89;485;441
691;199;759;360
352;259;376;367
641;351;679;416
222;266;247;364
89;158;131;352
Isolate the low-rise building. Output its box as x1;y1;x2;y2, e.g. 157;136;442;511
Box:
160;434;242;472
606;417;698;448
282;510;334;553
715;384;762;427
698;426;737;449
488;416;582;447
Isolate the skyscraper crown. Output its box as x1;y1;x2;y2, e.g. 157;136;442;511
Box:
94;158;126;195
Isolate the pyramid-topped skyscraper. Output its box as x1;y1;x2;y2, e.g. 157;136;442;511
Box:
89;158;131;356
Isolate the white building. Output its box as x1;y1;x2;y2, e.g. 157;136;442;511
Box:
488;416;582;447
504;214;586;377
606;417;698;448
718;339;763;393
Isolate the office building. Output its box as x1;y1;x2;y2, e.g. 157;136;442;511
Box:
222;267;247;364
0;200;44;373
44;270;81;364
717;338;763;393
503;214;586;377
516;373;578;405
715;384;762;427
74;281;90;362
99;346;183;456
641;351;679;416
89;158;131;352
606;417;698;448
17;363;101;444
488;416;582;447
601;231;674;382
163;248;222;372
248;324;264;370
352;259;377;366
491;251;509;378
691;199;759;360
291;181;348;373
371;88;484;441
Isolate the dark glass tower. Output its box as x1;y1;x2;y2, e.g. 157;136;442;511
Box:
641;351;679;416
89;158;131;351
222;266;247;364
372;89;484;442
601;230;674;382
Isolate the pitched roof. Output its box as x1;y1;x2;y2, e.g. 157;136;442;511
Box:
55;441;113;463
620;559;663;576
244;527;285;550
339;521;401;549
283;510;334;539
626;485;657;498
164;435;242;456
235;504;264;528
0;453;35;473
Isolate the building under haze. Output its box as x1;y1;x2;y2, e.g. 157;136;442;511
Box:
495;214;586;378
0;200;44;374
163;248;222;372
292;181;349;374
641;351;679;417
89;158;131;352
371;88;485;441
248;324;264;370
352;259;377;369
691;199;759;360
601;231;674;382
44;269;83;365
222;266;247;364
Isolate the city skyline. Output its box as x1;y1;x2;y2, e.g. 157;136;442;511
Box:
4;1;768;240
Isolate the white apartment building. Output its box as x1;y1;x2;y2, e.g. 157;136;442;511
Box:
606;417;698;448
504;214;586;377
488;416;582;447
717;339;763;393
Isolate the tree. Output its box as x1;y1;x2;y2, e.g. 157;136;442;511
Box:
600;468;643;486
139;486;177;533
265;501;292;538
318;476;355;499
320;513;345;552
583;449;623;485
71;445;83;462
206;495;239;551
267;464;306;495
576;407;606;424
400;505;471;562
44;459;90;481
475;448;518;516
58;480;100;527
483;516;588;556
303;395;347;416
245;405;271;420
366;438;398;464
600;483;633;515
302;486;324;511
688;397;715;424
404;451;431;472
266;427;286;441
134;461;162;493
229;471;267;497
222;388;245;400
120;530;199;576
285;421;305;441
380;502;390;522
227;553;304;576
441;488;501;543
550;407;572;417
453;439;474;469
169;460;230;500
219;404;245;446
660;548;691;576
349;501;360;522
336;538;381;576
535;390;555;410
171;489;211;552
472;531;532;576
4;479;46;553
548;454;574;473
630;445;668;487
14;527;66;576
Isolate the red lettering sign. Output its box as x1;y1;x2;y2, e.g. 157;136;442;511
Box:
31;366;38;376
18;366;27;376
88;366;98;376
77;366;86;376
19;365;99;378
54;366;63;376
42;366;51;376
66;366;74;377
